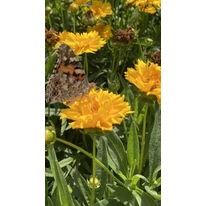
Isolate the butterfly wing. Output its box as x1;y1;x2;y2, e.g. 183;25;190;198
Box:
46;44;89;105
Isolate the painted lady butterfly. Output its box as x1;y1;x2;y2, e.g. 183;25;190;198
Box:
46;44;95;105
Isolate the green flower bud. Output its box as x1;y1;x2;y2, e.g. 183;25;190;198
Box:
87;176;101;188
69;2;79;14
81;11;96;26
45;126;56;145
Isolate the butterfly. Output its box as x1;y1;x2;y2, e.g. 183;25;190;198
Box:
46;44;95;105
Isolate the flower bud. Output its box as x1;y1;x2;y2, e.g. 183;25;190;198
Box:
69;2;79;14
81;10;96;26
87;176;101;188
45;126;56;145
45;6;51;15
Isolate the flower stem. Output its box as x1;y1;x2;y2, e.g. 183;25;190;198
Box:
73;14;76;33
56;138;125;187
139;103;148;174
84;53;88;77
122;119;128;139
136;37;143;59
110;50;116;79
120;50;129;75
111;50;122;81
47;104;50;122
133;96;139;123
58;0;66;30
90;135;96;206
47;14;52;29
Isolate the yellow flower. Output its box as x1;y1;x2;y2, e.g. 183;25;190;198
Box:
88;20;113;41
126;0;161;14
74;0;90;6
56;31;106;55
89;0;112;19
60;88;133;131
125;59;161;104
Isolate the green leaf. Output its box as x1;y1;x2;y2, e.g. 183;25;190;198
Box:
71;169;91;206
45;51;57;81
45;176;48;206
61;118;68;135
59;157;75;168
148;108;161;182
152;165;162;182
96;136;108;199
47;144;74;206
133;188;158;206
107;184;138;206
127;122;140;175
47;197;53;206
145;186;161;201
131;174;149;186
104;131;128;177
94;199;125;206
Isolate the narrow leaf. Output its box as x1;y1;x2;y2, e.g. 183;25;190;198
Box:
47;144;74;206
149;108;161;182
96;136;108;199
127;122;140;173
104;131;128;176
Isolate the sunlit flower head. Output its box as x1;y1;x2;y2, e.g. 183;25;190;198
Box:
74;0;90;6
56;31;106;55
126;0;161;14
125;59;161;104
89;0;112;19
60;88;133;131
88;20;113;41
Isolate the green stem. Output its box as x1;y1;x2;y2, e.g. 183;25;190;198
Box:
133;96;139;123
136;37;143;59
122;119;128;139
111;50;122;81
58;0;65;30
84;53;88;76
111;50;116;77
47;104;50;122
120;50;129;75
47;13;52;29
90;135;96;206
139;103;148;174
73;14;76;33
56;137;125;187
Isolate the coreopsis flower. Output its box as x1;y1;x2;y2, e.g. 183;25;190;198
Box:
88;20;113;41
60;88;133;131
125;59;161;104
126;0;161;14
89;0;112;19
56;31;106;55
